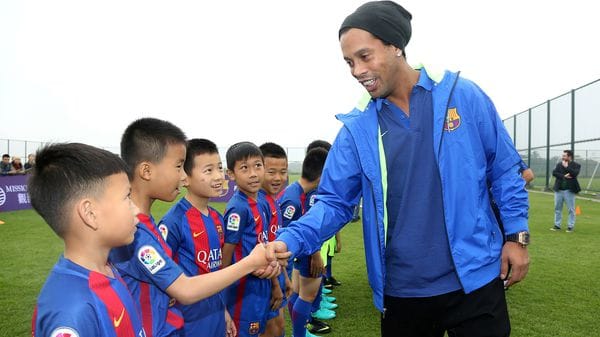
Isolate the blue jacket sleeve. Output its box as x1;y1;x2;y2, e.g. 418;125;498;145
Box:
476;88;529;235
277;126;363;257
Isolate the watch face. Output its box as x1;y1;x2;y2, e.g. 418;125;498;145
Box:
518;232;530;245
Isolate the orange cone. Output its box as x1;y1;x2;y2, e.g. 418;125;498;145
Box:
575;206;581;216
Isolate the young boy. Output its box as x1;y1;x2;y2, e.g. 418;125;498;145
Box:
159;138;235;337
222;141;275;337
30;143;145;337
304;141;342;290
278;147;330;337
110;119;283;337
259;142;292;337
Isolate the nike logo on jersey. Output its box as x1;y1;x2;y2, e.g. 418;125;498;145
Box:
254;216;260;222
193;231;204;238
113;307;125;328
381;130;389;137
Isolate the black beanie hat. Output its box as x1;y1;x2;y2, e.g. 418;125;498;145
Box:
339;1;412;50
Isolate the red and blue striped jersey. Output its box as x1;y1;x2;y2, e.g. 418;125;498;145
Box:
260;190;283;242
110;213;184;337
223;190;272;336
159;197;226;337
261;189;288;308
32;256;145;337
224;190;270;261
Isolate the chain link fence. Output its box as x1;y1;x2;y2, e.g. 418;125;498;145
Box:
503;78;600;195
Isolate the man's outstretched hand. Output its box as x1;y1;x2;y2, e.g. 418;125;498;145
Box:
251;241;292;279
265;241;292;268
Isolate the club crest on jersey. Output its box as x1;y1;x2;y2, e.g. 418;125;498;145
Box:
216;223;224;241
443;107;461;131
158;224;169;240
227;213;240;231
249;321;260;335
50;327;80;337
283;205;296;219
138;245;166;274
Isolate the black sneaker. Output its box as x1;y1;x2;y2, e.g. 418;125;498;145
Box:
566;228;574;233
326;277;342;286
308;319;331;334
550;226;561;231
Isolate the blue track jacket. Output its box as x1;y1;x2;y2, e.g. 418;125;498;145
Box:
277;67;529;312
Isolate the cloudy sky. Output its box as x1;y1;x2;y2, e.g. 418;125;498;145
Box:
1;0;599;156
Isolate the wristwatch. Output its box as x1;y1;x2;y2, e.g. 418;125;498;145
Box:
505;231;530;247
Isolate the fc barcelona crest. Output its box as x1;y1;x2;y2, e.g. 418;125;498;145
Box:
249;322;260;335
216;223;224;241
443;108;461;131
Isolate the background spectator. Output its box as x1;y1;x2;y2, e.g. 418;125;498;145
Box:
1;154;11;175
25;153;36;172
551;150;581;232
10;156;25;174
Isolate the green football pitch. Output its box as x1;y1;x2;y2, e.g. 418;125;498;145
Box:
1;192;598;336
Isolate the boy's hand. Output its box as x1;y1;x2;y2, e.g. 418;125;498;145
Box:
225;310;237;337
270;281;284;311
310;252;325;278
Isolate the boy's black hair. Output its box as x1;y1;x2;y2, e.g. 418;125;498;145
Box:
2;154;9;159
259;142;287;159
306;140;332;153
301;147;328;182
564;150;574;159
226;142;263;171
120;118;187;176
28;143;129;237
184;138;219;175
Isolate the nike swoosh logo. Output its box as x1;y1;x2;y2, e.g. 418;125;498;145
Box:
254;216;260;222
193;231;204;238
381;130;389;137
271;211;277;216
113;307;125;328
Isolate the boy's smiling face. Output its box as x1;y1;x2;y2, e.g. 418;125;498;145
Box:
186;152;224;199
228;155;264;198
262;156;288;196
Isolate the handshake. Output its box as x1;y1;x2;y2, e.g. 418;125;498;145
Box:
247;241;292;279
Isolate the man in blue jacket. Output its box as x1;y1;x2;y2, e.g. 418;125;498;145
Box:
269;1;530;336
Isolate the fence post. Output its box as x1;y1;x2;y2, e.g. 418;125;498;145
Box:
513;116;517;146
527;108;532;167
571;89;575;153
545;100;551;190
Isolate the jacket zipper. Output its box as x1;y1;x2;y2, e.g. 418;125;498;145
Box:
435;72;466;291
370;178;386;313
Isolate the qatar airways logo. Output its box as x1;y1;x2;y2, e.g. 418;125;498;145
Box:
197;248;222;269
257;231;268;244
270;223;278;235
